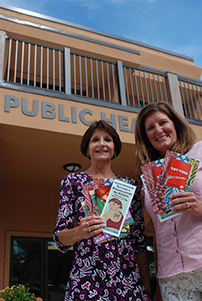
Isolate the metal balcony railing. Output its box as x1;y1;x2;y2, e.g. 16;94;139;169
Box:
122;65;168;107
2;36;202;124
178;76;202;122
3;36;169;107
4;36;64;92
70;53;119;103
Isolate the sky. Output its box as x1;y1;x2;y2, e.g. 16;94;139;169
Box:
1;0;202;80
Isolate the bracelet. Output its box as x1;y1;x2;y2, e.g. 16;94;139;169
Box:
145;289;152;297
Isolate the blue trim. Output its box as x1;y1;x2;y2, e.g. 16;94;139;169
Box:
177;74;202;85
0;4;194;62
186;118;202;126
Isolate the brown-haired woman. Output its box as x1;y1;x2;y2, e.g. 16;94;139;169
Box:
53;120;150;301
134;102;202;301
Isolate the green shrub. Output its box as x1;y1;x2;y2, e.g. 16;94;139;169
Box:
0;284;35;301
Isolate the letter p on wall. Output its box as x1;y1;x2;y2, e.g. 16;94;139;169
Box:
4;95;20;112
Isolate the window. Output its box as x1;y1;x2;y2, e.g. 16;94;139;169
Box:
10;237;74;301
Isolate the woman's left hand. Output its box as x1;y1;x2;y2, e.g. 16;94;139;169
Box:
170;191;202;216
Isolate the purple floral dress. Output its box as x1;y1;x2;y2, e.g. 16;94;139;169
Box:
53;172;148;301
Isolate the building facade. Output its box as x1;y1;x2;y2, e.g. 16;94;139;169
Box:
0;4;202;300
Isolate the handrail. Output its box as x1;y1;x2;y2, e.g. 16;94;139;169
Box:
178;76;202;122
2;35;202;123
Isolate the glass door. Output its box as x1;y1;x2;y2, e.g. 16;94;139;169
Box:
47;240;74;301
10;236;74;301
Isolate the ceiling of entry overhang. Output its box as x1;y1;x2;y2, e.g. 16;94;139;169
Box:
0;124;137;189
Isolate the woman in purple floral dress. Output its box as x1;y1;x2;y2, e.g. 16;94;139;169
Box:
53;120;150;301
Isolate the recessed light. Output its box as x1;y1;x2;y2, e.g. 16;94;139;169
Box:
63;163;81;172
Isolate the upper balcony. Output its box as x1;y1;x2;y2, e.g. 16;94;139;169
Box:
1;34;202;126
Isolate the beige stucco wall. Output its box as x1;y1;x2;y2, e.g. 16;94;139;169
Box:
0;184;58;288
1;6;202;79
0;89;138;144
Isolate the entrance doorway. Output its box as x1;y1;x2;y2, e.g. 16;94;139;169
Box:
10;236;156;301
10;236;74;301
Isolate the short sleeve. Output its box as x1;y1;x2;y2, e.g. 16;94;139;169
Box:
53;175;76;253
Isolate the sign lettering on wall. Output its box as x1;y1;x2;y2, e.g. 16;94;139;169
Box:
4;95;136;132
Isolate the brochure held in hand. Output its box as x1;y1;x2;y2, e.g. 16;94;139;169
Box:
82;178;136;243
141;150;199;222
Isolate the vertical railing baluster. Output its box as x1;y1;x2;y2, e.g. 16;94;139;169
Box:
162;76;168;102
40;46;43;88
183;81;192;118
73;54;76;94
53;49;55;90
79;55;82;95
27;43;31;85
133;69;140;107
96;60;100;99
47;47;49;89
124;66;129;105
179;80;187;117
21;41;24;84
106;62;111;102
129;68;135;106
14;40;18;83
196;85;202;116
34;44;37;87
192;84;200;119
187;82;196;119
101;61;105;100
111;64;117;103
58;50;61;92
139;70;145;106
90;58;94;98
143;71;149;103
153;73;158;102
85;57;88;97
158;75;163;101
148;72;154;103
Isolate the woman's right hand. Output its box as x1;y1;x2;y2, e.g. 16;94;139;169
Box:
58;215;106;246
77;215;106;240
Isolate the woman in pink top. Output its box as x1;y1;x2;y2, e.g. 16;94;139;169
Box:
134;102;202;301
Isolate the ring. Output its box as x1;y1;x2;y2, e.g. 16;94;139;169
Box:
186;201;190;209
87;222;90;227
88;227;91;233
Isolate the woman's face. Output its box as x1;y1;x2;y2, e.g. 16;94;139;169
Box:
144;111;177;157
109;201;120;211
87;129;115;163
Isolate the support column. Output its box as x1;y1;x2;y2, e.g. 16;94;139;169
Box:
64;47;71;94
0;30;6;81
116;60;127;106
165;72;184;117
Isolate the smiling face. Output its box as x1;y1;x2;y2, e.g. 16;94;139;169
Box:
87;129;115;163
145;111;177;157
109;201;119;210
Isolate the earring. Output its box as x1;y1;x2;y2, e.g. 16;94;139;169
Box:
112;154;116;159
87;154;91;159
